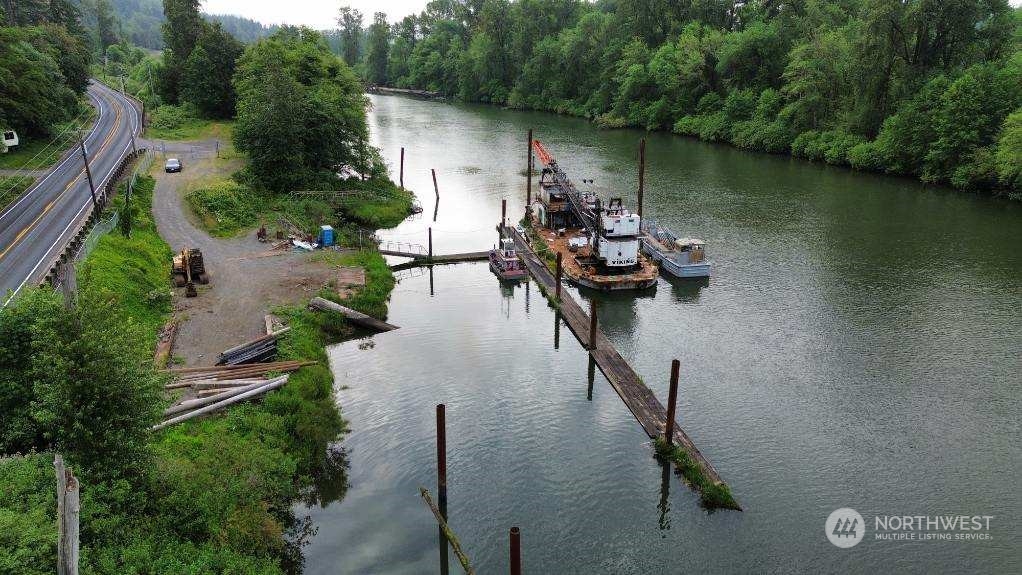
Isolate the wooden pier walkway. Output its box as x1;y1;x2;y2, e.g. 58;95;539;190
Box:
508;227;732;494
382;249;490;269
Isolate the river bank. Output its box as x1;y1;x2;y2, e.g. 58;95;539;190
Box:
298;94;1022;573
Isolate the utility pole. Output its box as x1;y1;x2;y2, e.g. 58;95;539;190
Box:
78;133;99;211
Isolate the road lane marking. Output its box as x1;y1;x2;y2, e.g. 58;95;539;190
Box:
0;90;108;223
0;90;122;261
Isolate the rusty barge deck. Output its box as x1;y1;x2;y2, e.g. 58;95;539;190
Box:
528;224;658;291
508;226;736;507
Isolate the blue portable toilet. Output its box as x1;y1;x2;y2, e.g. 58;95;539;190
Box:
318;225;335;247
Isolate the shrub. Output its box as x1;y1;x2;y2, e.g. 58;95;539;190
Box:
824;132;866;166
0;454;56;575
673;115;703;136
698;111;729;142
847;141;885;171
186;180;260;237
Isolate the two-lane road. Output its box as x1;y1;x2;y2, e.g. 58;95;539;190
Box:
0;80;140;303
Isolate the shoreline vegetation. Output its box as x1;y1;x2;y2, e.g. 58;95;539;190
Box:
1;12;412;571
357;0;1021;200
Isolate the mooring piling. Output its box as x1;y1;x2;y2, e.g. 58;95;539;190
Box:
428;227;434;262
665;359;680;444
436;403;447;518
501;198;507;231
436;404;449;572
555;252;563;300
432;168;440;200
509;527;521;575
526;129;533;207
400;147;405;188
637;138;646;217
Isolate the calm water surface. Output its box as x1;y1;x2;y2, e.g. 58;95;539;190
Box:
298;95;1022;573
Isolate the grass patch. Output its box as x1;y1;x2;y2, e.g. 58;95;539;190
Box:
77;175;173;341
186;179;262;237
654;437;739;510
334;178;414;229
147;104;234;141
0;100;96;170
310;250;396;321
0;138;68;170
0;176;34;211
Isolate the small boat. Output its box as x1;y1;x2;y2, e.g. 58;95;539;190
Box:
639;220;711;278
489;237;529;280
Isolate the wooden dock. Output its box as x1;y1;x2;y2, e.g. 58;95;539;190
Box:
382;249;490;269
508;226;733;498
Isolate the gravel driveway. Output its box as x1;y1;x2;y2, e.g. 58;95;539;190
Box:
150;147;351;366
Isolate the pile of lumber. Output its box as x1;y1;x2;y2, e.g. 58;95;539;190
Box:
154;360;315;430
216;328;290;365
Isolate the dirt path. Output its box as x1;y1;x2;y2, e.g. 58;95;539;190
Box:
150;143;355;366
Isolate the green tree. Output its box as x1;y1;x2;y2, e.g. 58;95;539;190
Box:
0;28;78;136
336;5;364;67
234;27;372;191
95;0;119;50
160;0;203;103
181;23;243;118
365;12;391;85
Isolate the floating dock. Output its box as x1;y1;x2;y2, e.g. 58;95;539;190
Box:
508;225;736;506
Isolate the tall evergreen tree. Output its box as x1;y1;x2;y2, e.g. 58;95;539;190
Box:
365;12;390;85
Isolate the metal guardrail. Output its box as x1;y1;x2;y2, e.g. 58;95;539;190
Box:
377;240;427;255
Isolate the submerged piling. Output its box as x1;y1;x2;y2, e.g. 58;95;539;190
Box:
400;147;405;188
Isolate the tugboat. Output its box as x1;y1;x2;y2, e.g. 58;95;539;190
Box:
489;237;529;280
639;220;711;278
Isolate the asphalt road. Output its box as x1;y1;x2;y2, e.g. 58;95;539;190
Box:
0;80;140;304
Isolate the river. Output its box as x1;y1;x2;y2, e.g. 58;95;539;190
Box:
297;95;1022;573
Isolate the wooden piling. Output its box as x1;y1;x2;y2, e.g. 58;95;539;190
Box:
637;138;645;217
400;147;405;188
526;129;533;207
509;527;521;575
588;298;598;351
432;168;440;200
428;227;434;262
55;454;79;575
501;199;507;231
555;252;563;300
436;404;447;520
665;359;679;444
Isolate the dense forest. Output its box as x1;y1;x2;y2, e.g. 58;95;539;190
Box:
0;1;92;138
351;0;1021;198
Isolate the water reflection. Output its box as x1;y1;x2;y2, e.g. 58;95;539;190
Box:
666;276;709;303
586;355;596;401
658;458;671;534
553;310;561;350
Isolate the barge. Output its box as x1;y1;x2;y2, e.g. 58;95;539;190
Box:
640;220;711;278
528;140;657;291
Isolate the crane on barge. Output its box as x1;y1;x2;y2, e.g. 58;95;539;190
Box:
531;140;643;270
